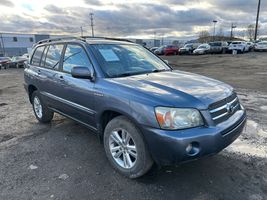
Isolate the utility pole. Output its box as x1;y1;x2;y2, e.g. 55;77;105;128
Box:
230;23;237;39
213;20;218;41
89;13;94;37
80;26;83;37
254;0;261;41
0;33;5;56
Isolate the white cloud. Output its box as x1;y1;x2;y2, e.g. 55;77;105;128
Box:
0;0;266;39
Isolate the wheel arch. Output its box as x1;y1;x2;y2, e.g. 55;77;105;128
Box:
28;84;38;104
97;108;145;142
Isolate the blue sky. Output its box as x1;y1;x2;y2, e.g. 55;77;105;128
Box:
0;0;266;39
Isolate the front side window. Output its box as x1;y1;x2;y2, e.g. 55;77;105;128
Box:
91;44;171;78
31;46;45;66
45;44;64;70
63;44;92;73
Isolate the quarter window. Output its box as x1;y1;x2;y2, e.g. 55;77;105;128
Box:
31;46;45;66
44;44;64;70
63;44;92;73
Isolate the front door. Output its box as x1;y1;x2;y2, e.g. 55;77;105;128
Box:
55;43;96;130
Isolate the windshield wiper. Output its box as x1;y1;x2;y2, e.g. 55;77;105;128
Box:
116;72;134;77
151;69;169;73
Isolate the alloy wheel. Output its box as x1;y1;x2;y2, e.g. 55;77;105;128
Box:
109;128;137;169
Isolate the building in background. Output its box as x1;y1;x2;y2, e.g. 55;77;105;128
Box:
0;33;50;56
0;33;183;57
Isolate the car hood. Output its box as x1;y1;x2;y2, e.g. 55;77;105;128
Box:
180;47;190;50
107;70;233;109
194;49;205;52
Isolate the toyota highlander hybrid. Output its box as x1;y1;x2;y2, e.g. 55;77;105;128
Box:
24;37;246;178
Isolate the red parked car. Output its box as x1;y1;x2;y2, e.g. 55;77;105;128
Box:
163;45;179;55
0;57;11;69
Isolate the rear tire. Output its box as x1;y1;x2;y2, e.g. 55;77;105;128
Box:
31;91;54;123
104;116;153;179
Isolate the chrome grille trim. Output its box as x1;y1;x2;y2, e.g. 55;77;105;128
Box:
212;112;228;120
210;97;238;114
209;94;240;124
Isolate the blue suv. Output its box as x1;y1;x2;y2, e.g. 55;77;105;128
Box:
24;37;246;178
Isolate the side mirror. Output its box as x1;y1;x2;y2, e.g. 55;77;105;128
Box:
71;66;93;80
164;60;169;64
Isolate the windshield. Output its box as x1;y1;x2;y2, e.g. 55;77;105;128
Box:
232;42;242;44
184;44;193;48
91;44;171;78
209;42;221;46
198;45;207;49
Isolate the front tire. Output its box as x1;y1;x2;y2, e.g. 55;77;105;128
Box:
104;116;153;178
31;91;54;123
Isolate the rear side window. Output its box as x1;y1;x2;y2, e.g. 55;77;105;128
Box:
40;46;49;67
44;44;64;70
62;44;92;73
31;46;45;66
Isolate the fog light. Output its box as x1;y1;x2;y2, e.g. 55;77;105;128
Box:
186;142;200;156
186;143;193;153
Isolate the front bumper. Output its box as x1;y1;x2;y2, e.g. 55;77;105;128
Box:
141;109;246;166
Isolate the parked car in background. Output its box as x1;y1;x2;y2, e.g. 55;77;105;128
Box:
254;41;267;52
154;45;165;55
193;44;210;55
150;47;159;53
24;37;246;178
209;41;229;54
0;57;11;69
246;42;255;51
179;43;200;55
163;45;179;55
9;56;28;68
228;41;249;53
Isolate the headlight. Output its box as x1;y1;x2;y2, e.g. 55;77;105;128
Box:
155;107;204;130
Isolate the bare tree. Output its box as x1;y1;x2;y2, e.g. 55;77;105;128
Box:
198;31;210;43
217;26;224;37
247;24;255;41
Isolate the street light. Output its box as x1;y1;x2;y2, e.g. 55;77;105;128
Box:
230;23;237;39
213;20;218;41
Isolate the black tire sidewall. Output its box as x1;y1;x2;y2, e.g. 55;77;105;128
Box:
103;116;153;178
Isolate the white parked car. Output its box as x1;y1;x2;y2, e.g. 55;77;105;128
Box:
254;41;267;52
193;44;210;55
228;41;249;53
246;42;255;51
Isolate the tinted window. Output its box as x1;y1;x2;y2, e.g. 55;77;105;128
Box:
40;45;49;67
31;46;45;66
45;44;64;69
63;44;92;73
232;42;241;44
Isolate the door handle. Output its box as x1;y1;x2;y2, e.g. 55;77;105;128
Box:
37;69;41;75
58;75;65;82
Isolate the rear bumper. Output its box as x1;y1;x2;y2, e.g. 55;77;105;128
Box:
141;110;246;166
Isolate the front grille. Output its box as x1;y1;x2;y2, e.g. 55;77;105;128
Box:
209;93;241;125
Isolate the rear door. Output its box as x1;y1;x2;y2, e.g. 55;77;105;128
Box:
27;45;46;93
54;43;96;130
37;43;65;111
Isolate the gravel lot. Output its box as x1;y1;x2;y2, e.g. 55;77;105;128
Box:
0;52;266;200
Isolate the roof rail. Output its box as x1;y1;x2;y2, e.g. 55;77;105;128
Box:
81;36;134;43
33;36;134;47
36;37;85;46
